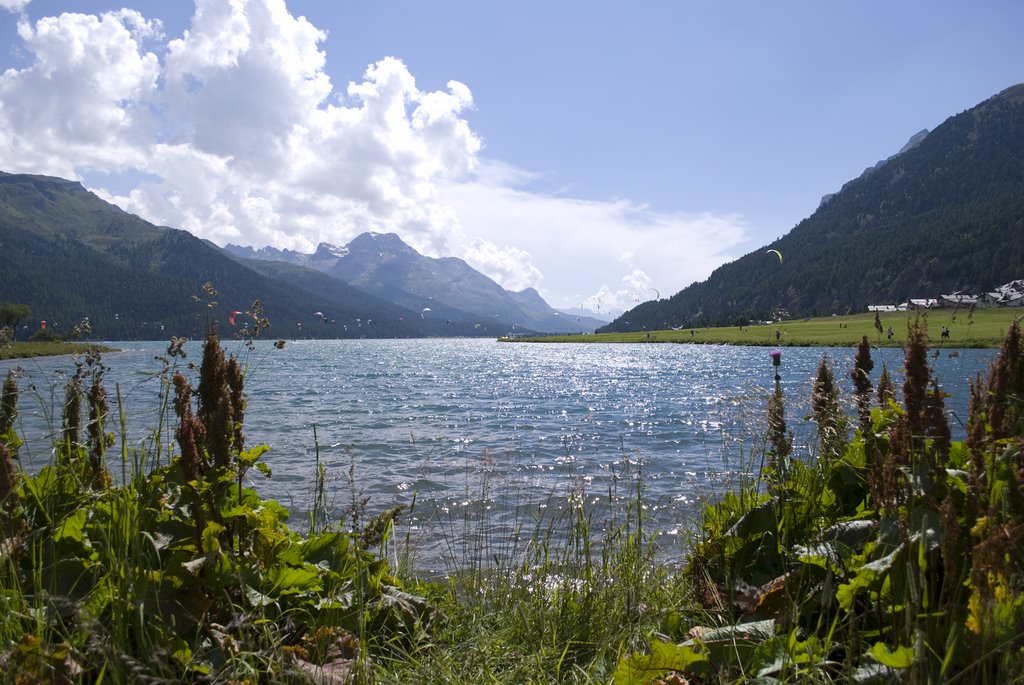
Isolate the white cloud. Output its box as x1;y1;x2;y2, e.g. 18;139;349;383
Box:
438;166;748;313
0;0;748;313
161;0;332;173
0;0;31;13
461;239;543;293
0;1;481;254
0;10;161;175
580;266;656;316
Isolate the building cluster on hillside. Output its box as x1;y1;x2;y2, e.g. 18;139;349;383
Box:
868;279;1024;312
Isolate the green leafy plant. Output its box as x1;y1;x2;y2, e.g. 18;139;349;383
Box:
0;327;437;683
619;318;1024;683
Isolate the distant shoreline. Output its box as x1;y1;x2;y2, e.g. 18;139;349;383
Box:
504;308;1021;348
0;341;117;360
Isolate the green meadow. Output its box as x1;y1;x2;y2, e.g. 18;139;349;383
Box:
512;307;1023;348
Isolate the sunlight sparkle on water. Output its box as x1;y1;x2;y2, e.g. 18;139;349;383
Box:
1;338;996;574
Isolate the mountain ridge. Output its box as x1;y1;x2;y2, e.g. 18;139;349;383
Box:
226;232;608;333
818;128;930;208
0;172;490;340
600;83;1024;332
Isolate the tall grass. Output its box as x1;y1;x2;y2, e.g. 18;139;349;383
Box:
617;319;1024;684
0;330;435;683
377;446;697;684
4;316;1023;683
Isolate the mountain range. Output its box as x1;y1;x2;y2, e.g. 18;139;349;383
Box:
0;172;602;340
600;83;1024;332
224;234;606;334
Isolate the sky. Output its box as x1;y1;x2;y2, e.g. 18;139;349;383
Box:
1;1;1022;317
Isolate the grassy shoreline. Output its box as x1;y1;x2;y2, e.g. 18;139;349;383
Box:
4;323;1024;682
508;308;1022;348
0;340;116;360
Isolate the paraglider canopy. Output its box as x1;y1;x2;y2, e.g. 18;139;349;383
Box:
766;249;783;264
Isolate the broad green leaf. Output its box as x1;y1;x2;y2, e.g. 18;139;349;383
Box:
822;518;876;548
53;508;88;545
837;564;881;612
220;503;257;520
245;586;276;608
205;553;241;590
686;619;777;669
282;531;351;567
870;642;914;668
613;641;707;685
794;542;841;571
315;592;355;610
725;499;777;538
688;619;777;645
0;428;22;451
863;542;904;574
201;521;225;553
944;468;969;494
170;637;193;666
237;444;270;466
267;564;322;594
946;441;970;470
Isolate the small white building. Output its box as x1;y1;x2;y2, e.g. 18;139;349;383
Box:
987;279;1024;307
867;279;1024;313
940;291;980;307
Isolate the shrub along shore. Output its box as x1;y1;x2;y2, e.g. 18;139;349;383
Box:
0;341;115;360
1;317;1023;682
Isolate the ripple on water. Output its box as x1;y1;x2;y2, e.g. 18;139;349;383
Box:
0;339;997;573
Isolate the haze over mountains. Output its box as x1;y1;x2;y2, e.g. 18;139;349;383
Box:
600;83;1024;332
225;233;607;334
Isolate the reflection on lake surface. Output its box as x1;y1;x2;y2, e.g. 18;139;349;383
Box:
1;339;996;573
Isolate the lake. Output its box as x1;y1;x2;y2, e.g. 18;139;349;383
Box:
1;338;996;573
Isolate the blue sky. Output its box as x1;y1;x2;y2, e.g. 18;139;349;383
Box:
1;1;1022;315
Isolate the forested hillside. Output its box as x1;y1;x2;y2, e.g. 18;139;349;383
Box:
601;84;1024;331
0;173;469;340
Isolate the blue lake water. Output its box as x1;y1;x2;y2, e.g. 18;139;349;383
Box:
1;339;996;573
